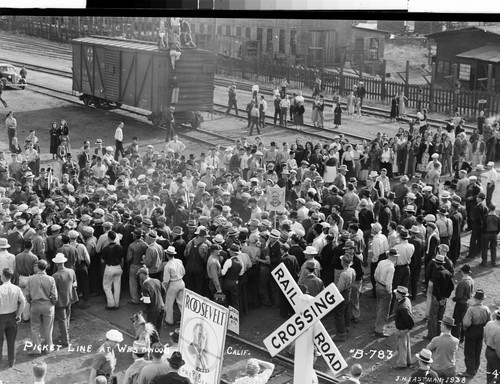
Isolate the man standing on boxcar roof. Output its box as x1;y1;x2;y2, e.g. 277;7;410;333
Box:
114;122;125;161
226;82;238;116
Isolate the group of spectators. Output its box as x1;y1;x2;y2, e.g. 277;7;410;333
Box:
1;95;500;384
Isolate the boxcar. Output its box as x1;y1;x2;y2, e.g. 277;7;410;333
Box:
72;36;215;128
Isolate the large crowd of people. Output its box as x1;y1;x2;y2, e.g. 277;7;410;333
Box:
1;83;500;384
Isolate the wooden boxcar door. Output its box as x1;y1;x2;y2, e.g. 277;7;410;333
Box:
105;49;120;102
155;56;170;115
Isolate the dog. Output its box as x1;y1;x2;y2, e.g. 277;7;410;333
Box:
131;311;160;359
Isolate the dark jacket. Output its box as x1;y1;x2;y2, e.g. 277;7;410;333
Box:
395;297;414;330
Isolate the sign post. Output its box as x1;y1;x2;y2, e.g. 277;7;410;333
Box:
263;263;348;380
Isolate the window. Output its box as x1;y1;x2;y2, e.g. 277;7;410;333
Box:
266;28;273;53
236;26;242;36
217;25;222;35
225;25;231;36
437;60;444;73
444;61;450;75
207;24;213;34
199;24;205;34
459;63;471;81
290;29;297;56
369;38;379;60
257;28;263;44
246;27;251;39
279;29;286;54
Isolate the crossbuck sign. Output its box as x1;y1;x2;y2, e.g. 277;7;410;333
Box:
263;263;348;380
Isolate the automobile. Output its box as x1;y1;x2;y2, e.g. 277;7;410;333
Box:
0;63;26;89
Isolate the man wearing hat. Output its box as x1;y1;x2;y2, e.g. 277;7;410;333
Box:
426;252;455;340
184;226;211;296
484;161;497;206
410;349;439;383
123;340;151;384
150;351;189;383
435;207;453;246
390;228;414;313
369;223;389;298
333;164;348;192
299;259;324;298
422;186;438;216
0;267;25;368
25;259;58;355
408;225;424;300
392;175;410;210
481;203;500;267
449;198;463;265
401;204;417;229
451;263;474;342
88;329;123;384
221;242;244;312
341;183;360;227
15;239;38;321
468;191;488;259
393;286;415;370
52;253;77;348
137;267;165;336
127;228;148;305
426;315;459;379
163;246;185;326
465;176;481;230
143;230;164;282
484;309;500;384
461;289;491;377
333;251;356;342
374;248;398;337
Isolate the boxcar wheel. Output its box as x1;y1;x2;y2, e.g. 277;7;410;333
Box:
83;97;91;106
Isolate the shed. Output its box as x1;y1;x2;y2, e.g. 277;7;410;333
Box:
427;25;500;91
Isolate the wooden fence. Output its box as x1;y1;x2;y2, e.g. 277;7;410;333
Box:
216;55;500;118
2;16;500;119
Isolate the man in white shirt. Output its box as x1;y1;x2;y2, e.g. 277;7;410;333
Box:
296;198;309;222
206;147;220;169
374;248;398;337
484;161;497;206
114;122;124;161
258;96;267;128
91;157;108;181
165;135;186;154
279;96;290;127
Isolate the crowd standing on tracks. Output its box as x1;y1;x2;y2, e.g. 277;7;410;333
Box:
2;95;500;383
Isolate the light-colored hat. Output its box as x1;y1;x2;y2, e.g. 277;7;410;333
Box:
68;230;79;239
400;175;409;183
368;171;378;178
80;214;92;222
469;175;477;181
475;164;484;171
132;340;148;355
51;224;62;232
213;234;224;244
433;254;446;264
371;222;382;233
416;349;433;364
269;229;281;239
106;146;114;152
339;165;348;172
394;286;409;296
431;153;439;159
0;238;10;248
407;192;416;200
52;253;68;264
105;329;124;343
93;208;105;216
487;161;495;167
358;199;368;207
424;214;436;223
422;186;432;192
304;246;318;255
166;246;177;255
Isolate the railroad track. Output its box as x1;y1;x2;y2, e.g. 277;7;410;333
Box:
0;31;479;137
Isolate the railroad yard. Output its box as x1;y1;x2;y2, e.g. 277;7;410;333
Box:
1;29;500;384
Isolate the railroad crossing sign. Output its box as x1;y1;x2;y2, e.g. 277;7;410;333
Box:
263;263;348;381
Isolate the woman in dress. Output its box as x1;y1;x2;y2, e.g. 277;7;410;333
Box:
369;142;382;172
311;95;320;127
346;91;355;118
390;95;399;122
380;142;394;180
398;92;408;118
60;119;71;154
442;134;453;177
353;143;363;180
302;141;314;165
323;147;339;184
358;145;370;184
341;144;355;180
334;102;342;129
49;122;60;160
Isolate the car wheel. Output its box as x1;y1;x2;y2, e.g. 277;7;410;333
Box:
83;97;91;106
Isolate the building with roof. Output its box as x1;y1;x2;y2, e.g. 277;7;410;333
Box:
189;19;389;68
427;25;500;92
